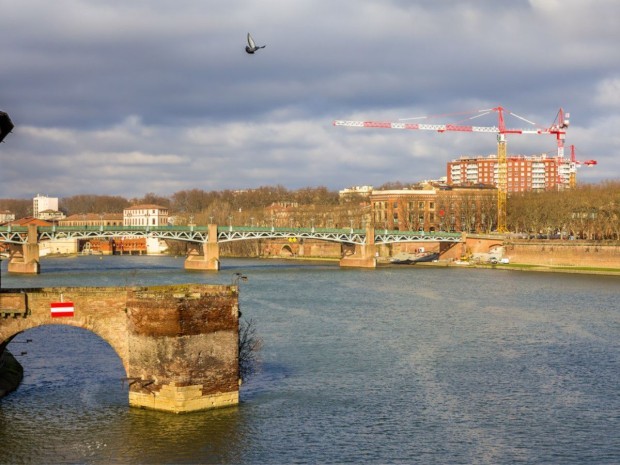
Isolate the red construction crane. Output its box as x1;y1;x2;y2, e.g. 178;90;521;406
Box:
334;106;569;232
568;144;598;189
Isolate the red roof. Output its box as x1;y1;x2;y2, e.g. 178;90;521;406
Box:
8;217;53;226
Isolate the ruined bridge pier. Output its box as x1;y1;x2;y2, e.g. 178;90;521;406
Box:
0;284;240;413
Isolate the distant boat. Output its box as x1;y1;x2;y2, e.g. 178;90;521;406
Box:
390;251;439;265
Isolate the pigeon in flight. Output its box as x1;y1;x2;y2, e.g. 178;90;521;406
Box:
245;33;266;54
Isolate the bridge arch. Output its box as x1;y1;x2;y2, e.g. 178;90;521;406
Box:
280;244;294;256
2;324;128;402
1;320;130;376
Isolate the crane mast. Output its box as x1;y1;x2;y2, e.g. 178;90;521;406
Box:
334;106;568;233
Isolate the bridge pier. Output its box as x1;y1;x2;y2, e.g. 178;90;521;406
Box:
7;225;40;274
339;226;377;268
184;224;220;271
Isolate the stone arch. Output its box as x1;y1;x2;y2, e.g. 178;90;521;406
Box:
488;243;504;253
0;317;131;376
280;244;294;256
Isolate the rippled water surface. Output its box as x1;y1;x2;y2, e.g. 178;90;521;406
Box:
1;256;619;464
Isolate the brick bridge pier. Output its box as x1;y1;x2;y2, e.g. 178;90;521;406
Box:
0;284;240;413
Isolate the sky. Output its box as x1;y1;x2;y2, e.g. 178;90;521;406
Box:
1;0;619;199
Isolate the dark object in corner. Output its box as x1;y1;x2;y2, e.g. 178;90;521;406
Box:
0;111;14;143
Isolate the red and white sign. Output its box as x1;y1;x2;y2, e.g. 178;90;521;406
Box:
50;301;75;318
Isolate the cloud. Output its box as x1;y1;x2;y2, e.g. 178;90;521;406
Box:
595;77;620;107
0;0;618;199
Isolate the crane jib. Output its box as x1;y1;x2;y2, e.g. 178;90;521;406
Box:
333;120;546;135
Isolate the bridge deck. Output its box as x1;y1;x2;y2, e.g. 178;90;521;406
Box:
0;225;462;245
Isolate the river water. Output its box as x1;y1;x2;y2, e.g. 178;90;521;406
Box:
1;255;619;464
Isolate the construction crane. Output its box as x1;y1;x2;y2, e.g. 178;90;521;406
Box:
334;106;569;233
568;145;598;189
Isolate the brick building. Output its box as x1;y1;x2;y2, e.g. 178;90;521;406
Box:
447;154;570;192
369;186;497;233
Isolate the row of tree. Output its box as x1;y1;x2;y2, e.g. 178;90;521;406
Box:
1;181;618;239
507;180;619;240
0;186;345;220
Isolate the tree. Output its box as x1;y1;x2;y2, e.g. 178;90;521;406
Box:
0;198;31;218
132;192;170;208
238;317;262;381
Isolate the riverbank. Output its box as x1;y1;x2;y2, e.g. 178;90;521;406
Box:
411;260;620;276
0;351;23;399
7;245;620;276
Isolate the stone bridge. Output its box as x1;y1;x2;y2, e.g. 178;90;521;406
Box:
0;283;240;413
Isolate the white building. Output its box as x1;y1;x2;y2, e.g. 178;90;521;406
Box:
33;194;59;218
38;209;66;221
339;185;374;199
123;204;169;226
0;210;15;223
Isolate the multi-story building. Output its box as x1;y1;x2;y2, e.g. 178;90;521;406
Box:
371;188;438;231
369;186;497;233
447;154;569;192
123;204;169;226
33;194;59;218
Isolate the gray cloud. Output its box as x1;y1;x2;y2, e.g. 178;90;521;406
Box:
1;0;618;198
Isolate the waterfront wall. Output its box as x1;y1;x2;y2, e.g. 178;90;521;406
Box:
503;242;620;268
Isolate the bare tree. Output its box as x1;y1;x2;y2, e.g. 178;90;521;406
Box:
238;317;263;381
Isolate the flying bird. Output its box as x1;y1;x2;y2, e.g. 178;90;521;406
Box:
245;33;266;54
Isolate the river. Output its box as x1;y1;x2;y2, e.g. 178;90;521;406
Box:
1;255;619;464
